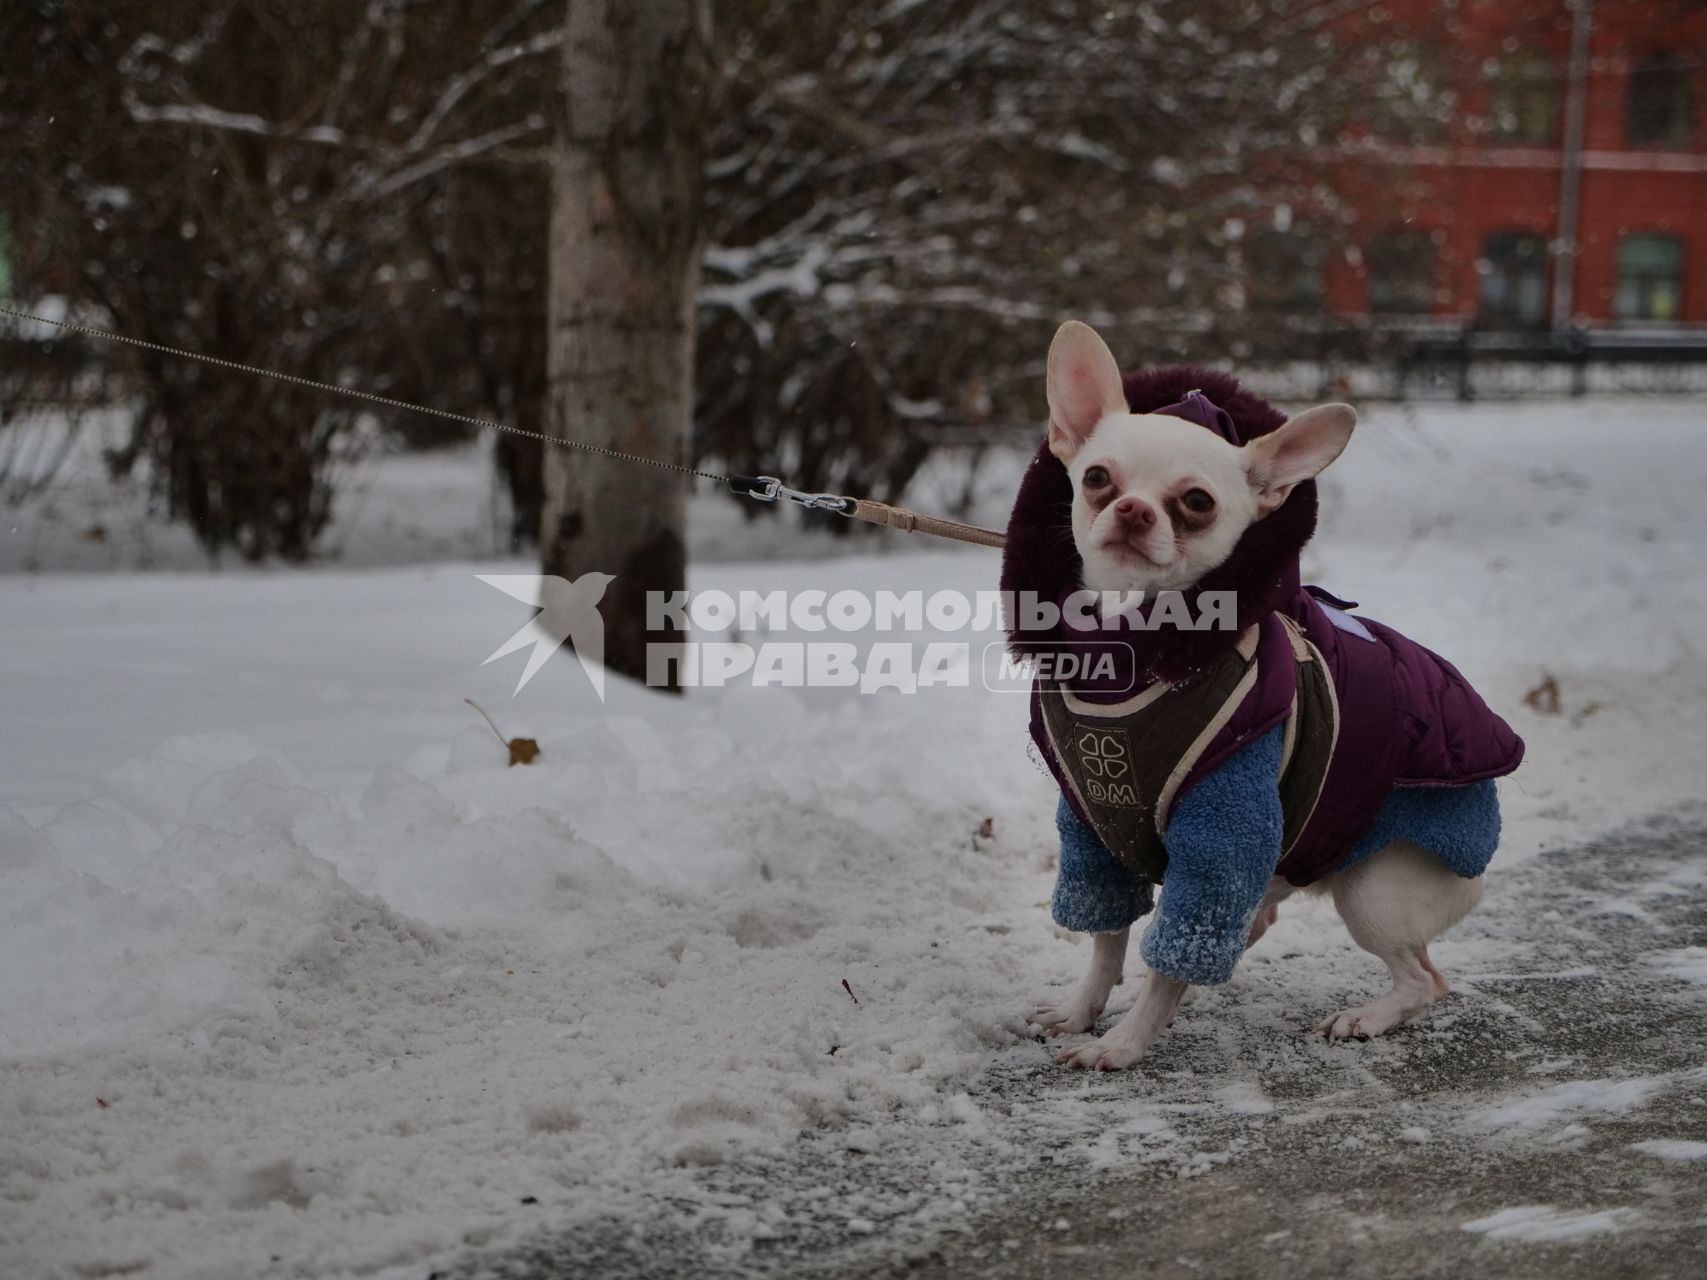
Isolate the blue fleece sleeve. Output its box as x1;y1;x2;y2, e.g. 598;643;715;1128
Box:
1051;794;1155;934
1139;725;1286;985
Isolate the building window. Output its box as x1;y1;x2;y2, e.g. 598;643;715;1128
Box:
1478;232;1550;327
1626;53;1693;147
1247;228;1325;314
1488;50;1558;144
1615;234;1684;321
1366;231;1436;314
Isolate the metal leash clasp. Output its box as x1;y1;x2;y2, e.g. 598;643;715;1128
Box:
727;474;855;515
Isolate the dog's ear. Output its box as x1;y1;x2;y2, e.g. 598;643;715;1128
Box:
1045;321;1126;464
1244;403;1356;514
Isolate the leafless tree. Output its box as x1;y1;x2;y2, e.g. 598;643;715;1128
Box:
0;0;560;559
1;0;1446;584
541;0;711;689
692;0;1449;513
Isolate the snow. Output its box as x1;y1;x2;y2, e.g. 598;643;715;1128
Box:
0;414;521;574
1648;947;1707;987
1471;1077;1673;1133
1461;1205;1636;1242
0;415;909;573
1630;1139;1707;1162
3;395;1707;1277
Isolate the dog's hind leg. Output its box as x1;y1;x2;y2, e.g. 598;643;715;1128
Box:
1032;928;1128;1036
1315;840;1483;1041
1245;876;1296;952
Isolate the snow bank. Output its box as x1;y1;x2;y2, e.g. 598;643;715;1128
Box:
0;552;1066;1277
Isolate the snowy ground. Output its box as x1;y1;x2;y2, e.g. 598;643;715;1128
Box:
2;396;1706;1279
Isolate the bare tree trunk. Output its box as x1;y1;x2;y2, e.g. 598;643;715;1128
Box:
542;0;709;691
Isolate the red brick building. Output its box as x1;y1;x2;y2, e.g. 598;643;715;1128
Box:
1309;0;1707;330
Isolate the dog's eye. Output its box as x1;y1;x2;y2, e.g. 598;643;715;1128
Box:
1082;466;1111;490
1181;488;1215;514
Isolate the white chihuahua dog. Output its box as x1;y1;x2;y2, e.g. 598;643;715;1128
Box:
1007;321;1523;1071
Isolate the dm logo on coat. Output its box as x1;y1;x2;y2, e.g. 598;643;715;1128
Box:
1074;728;1142;808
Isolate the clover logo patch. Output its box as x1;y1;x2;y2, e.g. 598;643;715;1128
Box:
1075;727;1141;808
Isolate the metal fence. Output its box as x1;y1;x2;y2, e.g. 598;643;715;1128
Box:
1236;321;1707;403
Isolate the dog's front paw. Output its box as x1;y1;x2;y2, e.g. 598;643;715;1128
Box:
1315;1008;1373;1041
1030;997;1105;1037
1053;1031;1146;1072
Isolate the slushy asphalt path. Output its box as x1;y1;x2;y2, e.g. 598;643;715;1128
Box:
436;812;1707;1280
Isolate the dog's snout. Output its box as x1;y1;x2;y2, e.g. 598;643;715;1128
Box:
1113;495;1157;529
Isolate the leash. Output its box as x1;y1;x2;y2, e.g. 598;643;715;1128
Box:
0;304;1007;550
726;474;1007;548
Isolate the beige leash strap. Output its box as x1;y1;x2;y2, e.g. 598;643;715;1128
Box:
847;498;1007;549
